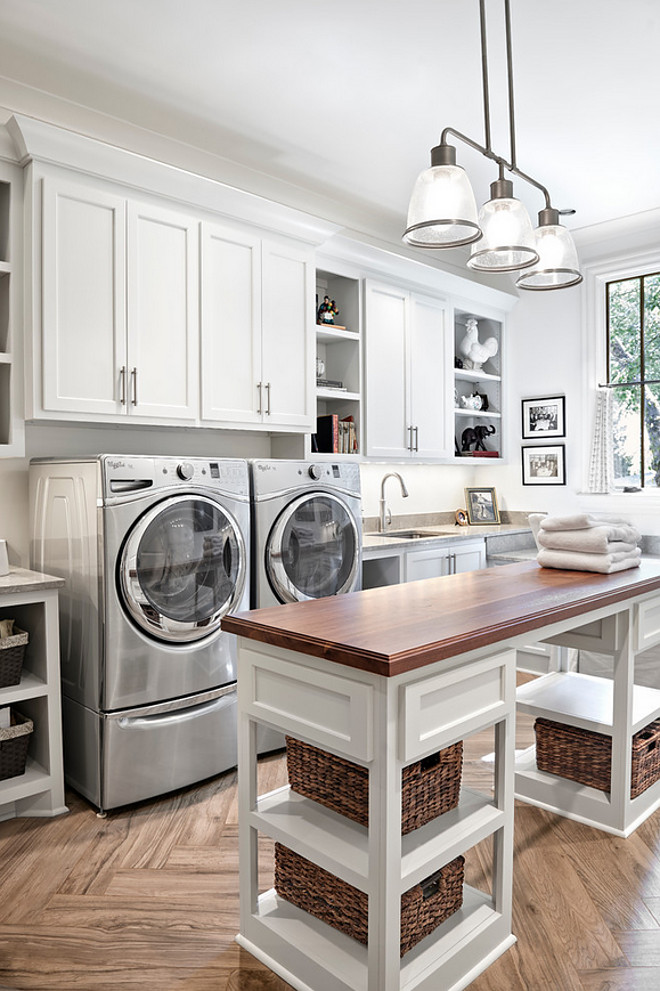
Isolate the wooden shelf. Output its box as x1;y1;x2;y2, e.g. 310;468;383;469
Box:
454;408;501;419
516;671;660;736
316;325;358;344
316;388;360;402
454;369;500;383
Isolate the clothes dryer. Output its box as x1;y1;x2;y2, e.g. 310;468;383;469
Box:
30;455;250;812
250;459;362;608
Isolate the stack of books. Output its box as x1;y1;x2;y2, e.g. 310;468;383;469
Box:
313;414;359;454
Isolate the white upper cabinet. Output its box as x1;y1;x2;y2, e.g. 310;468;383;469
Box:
41;179;198;421
201;221;314;431
364;279;451;460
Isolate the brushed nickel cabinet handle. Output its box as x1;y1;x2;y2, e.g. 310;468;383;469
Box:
407;425;413;451
120;366;126;405
131;367;138;406
414;426;419;452
265;382;271;415
256;382;262;414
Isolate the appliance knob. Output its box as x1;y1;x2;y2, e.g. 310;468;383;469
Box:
177;462;194;481
308;464;323;480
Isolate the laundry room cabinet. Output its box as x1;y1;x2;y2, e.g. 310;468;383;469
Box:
364;280;452;460
39;177;199;421
200;220;315;431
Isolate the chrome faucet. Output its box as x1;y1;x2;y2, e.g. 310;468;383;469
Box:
379;472;409;532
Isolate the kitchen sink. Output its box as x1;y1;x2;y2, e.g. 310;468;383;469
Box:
368;529;444;539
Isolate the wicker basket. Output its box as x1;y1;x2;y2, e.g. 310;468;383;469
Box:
0;710;33;781
285;736;462;835
0;627;28;689
275;843;464;956
535;717;660;798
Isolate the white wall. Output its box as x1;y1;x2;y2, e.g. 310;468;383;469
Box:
359;461;477;522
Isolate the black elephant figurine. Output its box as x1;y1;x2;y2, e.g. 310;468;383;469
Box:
461;424;496;452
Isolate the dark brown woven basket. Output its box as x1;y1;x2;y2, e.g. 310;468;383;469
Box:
275;842;464;956
0;628;28;689
0;710;33;781
285;736;462;835
535;717;660;798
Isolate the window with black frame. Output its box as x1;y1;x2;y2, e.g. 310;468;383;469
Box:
606;272;660;488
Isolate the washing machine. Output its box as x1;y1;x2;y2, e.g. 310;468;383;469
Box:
30;455;250;813
250;459;362;608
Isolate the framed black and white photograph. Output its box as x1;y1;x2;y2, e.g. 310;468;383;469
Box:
464;487;500;525
522;445;566;486
521;395;566;439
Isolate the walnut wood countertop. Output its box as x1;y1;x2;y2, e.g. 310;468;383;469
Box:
222;560;660;678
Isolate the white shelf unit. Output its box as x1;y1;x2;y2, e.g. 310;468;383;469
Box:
236;640;517;991
514;594;660;836
0;580;67;821
313;267;362;458
0;162;25;457
453;307;502;461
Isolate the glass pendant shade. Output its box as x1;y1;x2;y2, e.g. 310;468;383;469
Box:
467;178;539;273
403;144;482;248
516;210;583;290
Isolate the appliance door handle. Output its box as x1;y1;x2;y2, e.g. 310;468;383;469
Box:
257;381;263;414
265;381;271;415
116;692;235;729
131;367;138;406
119;365;127;405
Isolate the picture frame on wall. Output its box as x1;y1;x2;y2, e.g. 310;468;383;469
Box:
521;395;566;439
522;445;566;485
464;487;500;525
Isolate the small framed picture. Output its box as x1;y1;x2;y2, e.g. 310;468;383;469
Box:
521;395;566;439
522;445;566;485
455;509;469;526
464;487;500;525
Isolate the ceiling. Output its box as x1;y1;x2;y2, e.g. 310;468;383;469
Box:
0;0;658;246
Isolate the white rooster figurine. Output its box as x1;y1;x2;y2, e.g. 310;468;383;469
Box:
459;318;498;372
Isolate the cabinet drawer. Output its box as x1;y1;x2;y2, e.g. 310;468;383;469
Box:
636;596;660;653
401;651;515;762
545;614;623;654
240;645;374;761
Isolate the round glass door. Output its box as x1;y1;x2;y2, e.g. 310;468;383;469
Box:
119;495;246;643
266;493;360;604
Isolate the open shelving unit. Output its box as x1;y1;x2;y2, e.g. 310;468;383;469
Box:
453;307;503;461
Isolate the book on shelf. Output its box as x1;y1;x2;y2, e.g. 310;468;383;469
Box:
317;323;347;331
317;378;346;390
460;450;500;457
313;414;359;454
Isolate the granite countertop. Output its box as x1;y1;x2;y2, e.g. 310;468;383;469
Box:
363;523;532;552
0;567;65;595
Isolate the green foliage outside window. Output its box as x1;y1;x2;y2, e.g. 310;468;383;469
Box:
607;273;660;487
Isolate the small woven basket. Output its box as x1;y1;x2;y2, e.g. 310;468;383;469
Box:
535;716;660;798
285;736;462;835
0;710;33;781
0;627;28;689
275;843;464;956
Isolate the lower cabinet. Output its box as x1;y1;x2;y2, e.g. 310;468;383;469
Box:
362;539;486;590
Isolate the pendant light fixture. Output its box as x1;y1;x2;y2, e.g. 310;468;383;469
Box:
403;0;582;290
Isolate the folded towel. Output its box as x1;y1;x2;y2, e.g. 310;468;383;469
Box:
537;547;642;574
528;513;546;550
537;528;640;554
539;513;633;532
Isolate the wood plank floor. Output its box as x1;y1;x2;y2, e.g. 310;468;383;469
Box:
3;700;660;989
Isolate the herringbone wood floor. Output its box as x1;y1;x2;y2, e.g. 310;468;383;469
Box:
3;700;660;990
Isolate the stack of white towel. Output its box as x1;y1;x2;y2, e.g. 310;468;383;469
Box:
529;513;642;574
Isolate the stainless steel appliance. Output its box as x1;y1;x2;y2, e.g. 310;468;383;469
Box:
29;455;251;813
250;459;362;608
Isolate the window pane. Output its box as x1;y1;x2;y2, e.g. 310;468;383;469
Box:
644;384;660;488
608;279;641;384
612;385;641;486
643;274;660;381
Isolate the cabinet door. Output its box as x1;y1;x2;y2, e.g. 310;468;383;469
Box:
127;202;198;420
404;547;451;583
364;280;410;458
200;221;262;424
409;292;451;459
42;179;126;415
453;541;486;573
261;238;315;430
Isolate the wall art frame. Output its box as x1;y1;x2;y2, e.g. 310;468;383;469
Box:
522;444;566;485
521;395;566;439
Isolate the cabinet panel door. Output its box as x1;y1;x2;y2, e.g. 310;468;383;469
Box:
261;238;314;429
127;202;198;420
42;179;126;415
200;221;262;424
409;292;451;459
453;542;486;574
405;547;451;583
364;280;410;458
